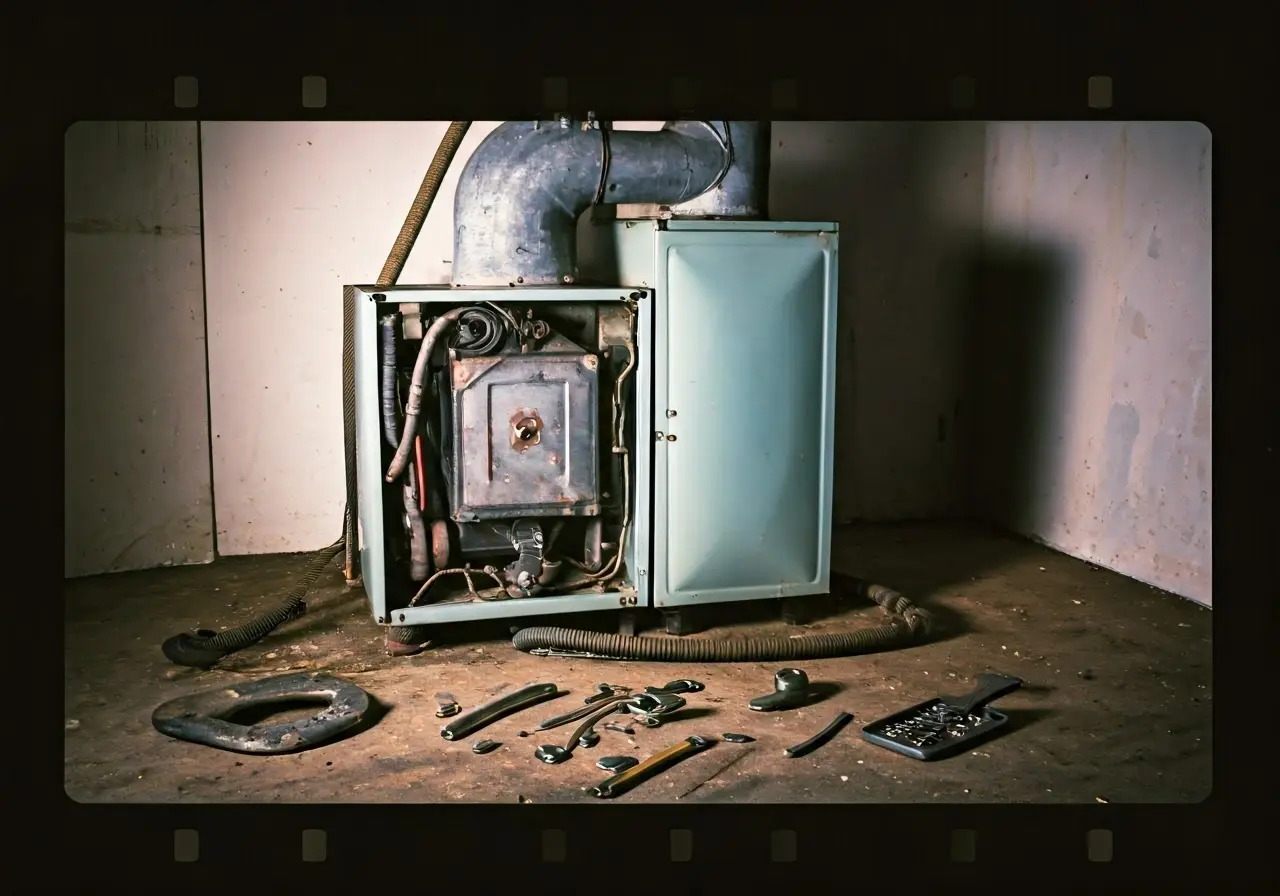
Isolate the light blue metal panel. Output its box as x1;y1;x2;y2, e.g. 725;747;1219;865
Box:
652;227;839;607
350;285;654;625
611;221;661;287
352;287;388;621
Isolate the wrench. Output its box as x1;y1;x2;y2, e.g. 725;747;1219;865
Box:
535;693;688;765
589;735;715;799
535;693;634;732
440;682;562;741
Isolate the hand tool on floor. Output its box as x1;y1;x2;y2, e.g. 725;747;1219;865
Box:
748;668;813;711
534;692;688;764
589;735;715;799
645;679;705;695
584;683;632;705
860;672;1024;761
439;682;562;741
785;711;853;758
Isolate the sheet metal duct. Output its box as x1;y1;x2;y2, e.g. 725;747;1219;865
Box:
450;120;769;287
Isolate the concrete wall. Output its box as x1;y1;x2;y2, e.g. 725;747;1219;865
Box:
64;122;214;577
199;121;988;555
968;122;1211;604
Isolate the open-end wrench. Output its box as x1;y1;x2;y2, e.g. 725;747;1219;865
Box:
589;735;715;799
535;692;633;732
584;684;632;705
535;693;688;764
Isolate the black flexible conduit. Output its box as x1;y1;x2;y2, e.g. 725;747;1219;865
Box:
161;123;473;669
511;575;934;662
161;537;346;667
379;313;403;449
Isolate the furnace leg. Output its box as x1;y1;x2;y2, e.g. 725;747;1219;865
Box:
661;608;703;636
385;624;431;657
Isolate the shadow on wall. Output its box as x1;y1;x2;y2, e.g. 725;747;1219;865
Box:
957;234;1079;529
769;122;988;523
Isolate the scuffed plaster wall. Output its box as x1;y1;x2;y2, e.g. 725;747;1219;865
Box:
64;121;215;577
970;122;1211;604
200;122;502;555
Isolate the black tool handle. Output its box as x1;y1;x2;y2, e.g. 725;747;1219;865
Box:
784;711;853;758
440;682;560;741
943;673;1023;715
645;679;705;695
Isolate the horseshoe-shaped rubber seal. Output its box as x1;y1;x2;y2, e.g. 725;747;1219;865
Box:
151;671;371;755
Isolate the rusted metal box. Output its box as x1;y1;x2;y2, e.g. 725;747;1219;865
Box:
449;348;601;521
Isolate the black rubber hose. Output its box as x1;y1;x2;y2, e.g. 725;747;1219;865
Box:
379;312;403;449
161;535;344;668
512;576;934;662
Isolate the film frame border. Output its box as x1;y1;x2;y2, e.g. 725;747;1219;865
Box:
15;7;1259;886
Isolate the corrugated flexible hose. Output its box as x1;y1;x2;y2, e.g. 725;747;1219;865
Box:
511;574;934;662
162;122;473;668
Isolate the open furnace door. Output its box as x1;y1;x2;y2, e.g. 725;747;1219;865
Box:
652;225;839;608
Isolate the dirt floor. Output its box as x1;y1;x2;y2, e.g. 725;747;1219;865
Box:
63;521;1212;804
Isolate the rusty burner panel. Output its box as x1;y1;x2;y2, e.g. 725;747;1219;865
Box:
449;351;601;521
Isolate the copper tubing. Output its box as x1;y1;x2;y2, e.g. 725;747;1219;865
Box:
414;435;426;512
376;121;472;288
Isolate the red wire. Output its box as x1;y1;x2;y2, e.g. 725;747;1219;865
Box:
414;435;427;512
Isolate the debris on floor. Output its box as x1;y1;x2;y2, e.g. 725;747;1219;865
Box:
64;522;1212;804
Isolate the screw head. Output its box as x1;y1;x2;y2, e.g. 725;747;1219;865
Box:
667;434;677;442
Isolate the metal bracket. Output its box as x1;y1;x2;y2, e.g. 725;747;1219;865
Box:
504;519;545;597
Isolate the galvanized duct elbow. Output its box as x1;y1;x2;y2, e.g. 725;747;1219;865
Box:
450;120;767;287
